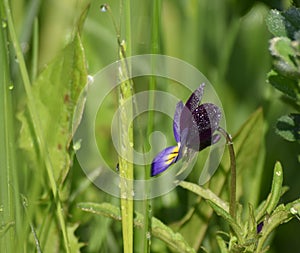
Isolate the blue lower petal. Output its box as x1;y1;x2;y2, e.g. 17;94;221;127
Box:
151;145;180;176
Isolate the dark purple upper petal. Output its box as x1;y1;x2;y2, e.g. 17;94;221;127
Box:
185;83;205;112
192;103;221;135
180;103;221;151
173;101;184;143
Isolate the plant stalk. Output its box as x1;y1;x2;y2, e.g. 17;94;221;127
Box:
118;1;134;253
218;127;236;220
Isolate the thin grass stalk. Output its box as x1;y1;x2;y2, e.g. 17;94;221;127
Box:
118;1;134;253
0;5;16;252
141;1;162;252
3;1;70;252
30;17;38;81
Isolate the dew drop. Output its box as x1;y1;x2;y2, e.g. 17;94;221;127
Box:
100;4;108;12
73;139;82;151
129;142;134;148
0;204;3;212
2;19;7;28
8;84;14;90
146;232;151;240
87;75;94;84
290;207;298;215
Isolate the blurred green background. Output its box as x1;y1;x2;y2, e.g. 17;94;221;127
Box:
5;0;300;252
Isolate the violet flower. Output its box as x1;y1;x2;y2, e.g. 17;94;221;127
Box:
151;83;222;176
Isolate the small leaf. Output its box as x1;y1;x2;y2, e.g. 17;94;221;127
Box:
179;181;229;212
67;224;84;253
255;161;283;222
216;235;229;253
268;70;300;100
266;8;300;39
269;37;300;80
276;114;300;142
266;9;288;37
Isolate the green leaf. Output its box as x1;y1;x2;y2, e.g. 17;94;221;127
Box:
216;235;229;253
67;224;84;253
266;8;300;38
276;114;300;142
179;181;229;212
18;34;88;185
269;37;300;80
232;108;265;208
78;202;196;253
268;70;300;100
255;161;283;222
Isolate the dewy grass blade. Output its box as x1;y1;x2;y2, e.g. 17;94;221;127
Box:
0;5;19;251
3;1;70;252
118;1;134;252
100;3;134;251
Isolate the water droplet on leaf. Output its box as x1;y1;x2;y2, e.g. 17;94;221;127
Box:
73;139;82;151
2;19;7;28
100;4;108;12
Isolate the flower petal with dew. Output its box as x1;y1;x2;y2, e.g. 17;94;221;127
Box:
151;83;222;176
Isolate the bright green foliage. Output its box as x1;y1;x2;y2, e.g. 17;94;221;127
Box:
266;7;300;143
18;34;88;185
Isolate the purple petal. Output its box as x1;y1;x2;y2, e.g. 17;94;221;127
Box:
185;83;205;112
192;103;221;135
151;145;180;176
173;101;184;143
257;221;264;234
181;103;221;151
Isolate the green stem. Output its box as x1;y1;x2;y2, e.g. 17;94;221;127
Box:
3;1;70;252
218;127;236;220
30;17;39;81
100;3;134;252
118;1;134;253
143;2;161;252
0;5;16;252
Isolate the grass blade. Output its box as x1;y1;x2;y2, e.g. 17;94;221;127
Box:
0;8;15;252
118;1;134;253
